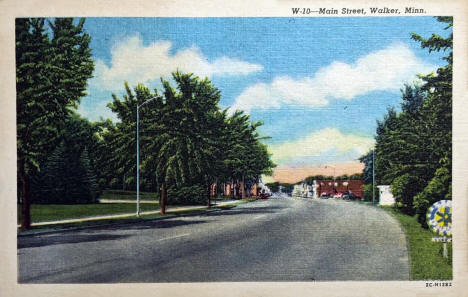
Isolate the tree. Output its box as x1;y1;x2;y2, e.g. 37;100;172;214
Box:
266;182;280;193
103;83;162;202
16;18;94;230
359;150;374;185
66;148;99;204
31;114;102;204
32;142;67;204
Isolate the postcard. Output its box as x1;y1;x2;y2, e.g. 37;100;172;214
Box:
1;0;467;296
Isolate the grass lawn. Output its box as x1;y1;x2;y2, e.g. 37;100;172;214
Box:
381;206;452;280
99;189;158;201
17;203;159;223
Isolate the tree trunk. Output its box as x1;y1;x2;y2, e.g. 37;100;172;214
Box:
160;182;167;215
240;176;246;199
231;181;235;198
207;183;211;208
159;186;162;206
19;166;31;230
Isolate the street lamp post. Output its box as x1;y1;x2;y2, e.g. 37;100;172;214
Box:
325;164;336;194
136;96;157;216
372;149;375;204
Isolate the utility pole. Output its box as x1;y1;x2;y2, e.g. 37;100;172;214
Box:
372;149;375;204
136;96;158;216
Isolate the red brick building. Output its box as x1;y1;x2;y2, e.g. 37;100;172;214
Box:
211;182;259;198
316;180;363;198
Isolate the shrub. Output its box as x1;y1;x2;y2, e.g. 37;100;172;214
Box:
391;173;425;215
167;184;206;205
362;183;379;201
413;157;451;227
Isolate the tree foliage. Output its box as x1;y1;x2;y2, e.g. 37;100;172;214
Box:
358;150;374;184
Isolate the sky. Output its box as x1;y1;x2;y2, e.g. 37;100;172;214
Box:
78;17;450;183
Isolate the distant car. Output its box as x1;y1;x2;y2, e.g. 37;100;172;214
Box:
333;192;343;199
342;192;356;200
320;192;331;199
259;192;270;199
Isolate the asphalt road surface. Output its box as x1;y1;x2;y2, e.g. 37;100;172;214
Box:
18;197;409;283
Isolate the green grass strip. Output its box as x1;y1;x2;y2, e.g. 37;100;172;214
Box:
381;206;452;280
99;190;158;200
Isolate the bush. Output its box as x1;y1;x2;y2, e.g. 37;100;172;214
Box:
167;184;206;205
413;157;451;227
391;173;425;215
362;184;379;201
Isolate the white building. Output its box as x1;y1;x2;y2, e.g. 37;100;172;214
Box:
257;178;271;195
378;185;395;206
293;182;314;198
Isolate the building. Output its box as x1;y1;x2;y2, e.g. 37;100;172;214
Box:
293;182;313;198
214;179;270;198
315;180;363;198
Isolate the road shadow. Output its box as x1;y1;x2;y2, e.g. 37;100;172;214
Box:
103;218;209;231
18;233;131;249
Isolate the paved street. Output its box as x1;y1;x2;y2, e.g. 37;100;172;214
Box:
18;198;409;283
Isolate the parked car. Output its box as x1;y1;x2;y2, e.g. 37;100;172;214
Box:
259;192;271;199
342;192;356;200
320;192;331;199
333;192;343;199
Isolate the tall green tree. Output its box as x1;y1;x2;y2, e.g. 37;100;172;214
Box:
32;113;102;205
104;83;161;195
16;18;94;229
32;141;67;204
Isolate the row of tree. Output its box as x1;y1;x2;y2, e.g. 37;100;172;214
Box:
359;17;452;227
265;182;294;194
303;174;363;185
16;18;275;230
100;73;275;212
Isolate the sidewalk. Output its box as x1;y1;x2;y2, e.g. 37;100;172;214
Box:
17;200;240;228
99;199;159;204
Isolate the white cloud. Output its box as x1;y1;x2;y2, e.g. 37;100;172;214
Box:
92;35;263;91
269;128;374;166
231;43;435;113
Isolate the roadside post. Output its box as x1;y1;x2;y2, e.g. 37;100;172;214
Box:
426;200;452;258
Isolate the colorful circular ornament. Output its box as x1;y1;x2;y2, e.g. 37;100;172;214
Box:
426;200;452;236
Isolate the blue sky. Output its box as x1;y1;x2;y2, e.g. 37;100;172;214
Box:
78;17;450;181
